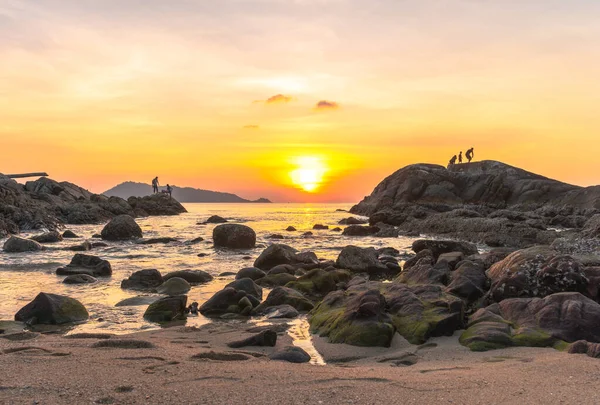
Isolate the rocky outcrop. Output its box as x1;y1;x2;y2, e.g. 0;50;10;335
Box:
100;215;142;240
15;293;89;325
213;224;256;249
127;193;187;216
56;254;112;277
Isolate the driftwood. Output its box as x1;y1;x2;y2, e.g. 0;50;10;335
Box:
5;172;48;179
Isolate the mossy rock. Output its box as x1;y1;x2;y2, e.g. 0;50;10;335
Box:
143;295;187;323
286;269;351;299
255;273;297;287
14;293;88;325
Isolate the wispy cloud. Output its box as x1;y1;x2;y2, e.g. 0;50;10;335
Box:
314;100;339;111
254;94;294;105
243;124;260;129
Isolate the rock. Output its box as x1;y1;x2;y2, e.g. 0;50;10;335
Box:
268;264;296;276
302;231;313;237
264;305;300;319
336;246;394;278
267;234;284;240
101;215;142;241
253;287;314;314
286;269;351;300
568;340;600;359
66;241;93;251
412;239;478;260
331;227;342;232
236;267;266;281
225;278;263;300
30;231;63;243
213;224;256;249
62;230;80;238
127;193;187;216
121;269;163;290
310;288;395;347
56;254;112;277
63;274;98;284
15;293;88;325
143;295;187;323
338;217;367;225
313;224;329;230
460;292;600;351
253;244;298;271
269;346;311;363
486;246;589;302
255;273;298;287
403;249;434;271
227;330;277;348
3;236;44;253
445;261;488;302
199;287;257;317
156;277;191;296
115;296;159;307
436;252;464;269
342;225;380;237
92;339;155;349
285;226;296;231
583;214;600;238
205;215;228;224
136;237;178;245
187;236;204;244
397;261;450;285
162;270;213;285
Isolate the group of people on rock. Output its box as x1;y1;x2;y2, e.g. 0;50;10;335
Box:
152;177;173;198
448;147;475;166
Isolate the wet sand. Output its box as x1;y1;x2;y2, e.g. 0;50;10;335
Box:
2;323;600;405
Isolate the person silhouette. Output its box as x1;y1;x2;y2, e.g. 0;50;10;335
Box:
166;184;173;198
458;151;463;163
466;147;474;163
449;155;457;167
152;177;160;193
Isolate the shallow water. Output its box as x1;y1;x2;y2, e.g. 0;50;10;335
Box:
0;203;417;360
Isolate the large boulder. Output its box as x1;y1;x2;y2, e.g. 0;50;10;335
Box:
30;231;63;243
253;244;298;270
162;270;213;285
225;278;263;300
127;193;187;216
3;236;44;253
342;225;380;237
336;246;395;278
143;295;187;323
460;292;600;351
121;269;163;290
199;287;258;317
253;287;314;314
236;267;266;281
445;261;488;303
338;217;367;225
100;215;142;241
255;273;298;287
156;277;191;296
15;293;88;325
56;254;112;277
213;224;256;249
269;346;311;363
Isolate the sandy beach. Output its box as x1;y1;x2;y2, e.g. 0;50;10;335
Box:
2;322;600;405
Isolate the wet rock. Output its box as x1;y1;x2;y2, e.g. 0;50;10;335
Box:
143;295;187;323
3;236;44;253
225;278;263;300
199;287;257;317
264;305;300;319
136;237;178;245
235;267;266;281
338;217;367;225
313;224;329;230
156;277;191;296
412;239;478;260
121;269;163;291
403;249;434;271
269;346;311;363
268;264;296;276
115;296;158;307
466;248;516;270
342;225;380;237
336;246;394;278
213;224;256;249
101;215;142;241
56;254;112;277
267;234;284;240
253;244;298;271
436;252;464;269
227;330;277;348
285;226;296;231
63;274;98;284
398;261;450;285
205;215;227;224
445;261;488;302
30;231;63;243
163;270;213;285
66;241;93;252
331;227;342;232
187;236;204;244
286;269;352;300
15;293;88;325
62;230;80;238
302;231;313;237
253;287;314;314
255;273;297;287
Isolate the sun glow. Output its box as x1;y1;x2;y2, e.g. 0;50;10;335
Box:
290;156;328;192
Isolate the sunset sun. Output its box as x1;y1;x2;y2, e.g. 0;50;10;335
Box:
290;156;328;192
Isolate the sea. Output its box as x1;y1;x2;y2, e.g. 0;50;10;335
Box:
0;203;418;364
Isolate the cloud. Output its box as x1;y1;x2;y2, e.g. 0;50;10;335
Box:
243;124;260;129
254;94;294;105
314;100;340;111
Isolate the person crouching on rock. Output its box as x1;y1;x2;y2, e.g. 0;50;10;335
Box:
152;177;160;193
166;184;173;198
466;147;474;162
448;155;457;168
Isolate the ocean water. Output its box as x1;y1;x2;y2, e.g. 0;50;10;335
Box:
0;203;417;362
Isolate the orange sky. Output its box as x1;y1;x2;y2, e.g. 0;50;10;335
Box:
2;1;600;202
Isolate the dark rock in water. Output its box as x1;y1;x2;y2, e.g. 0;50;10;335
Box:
127;193;187;216
285;226;296;232
227;330;277;348
445;261;488;303
156;277;191;296
225;278;263;300
219;271;237;277
568;340;600;359
30;231;63;243
101;215;142;241
3;236;44;253
56;254;112;277
460;292;600;351
255;273;297;287
63;274;98;284
15;293;88;325
269;346;311;363
236;267;266;281
92;234;101;238
486;246;589;302
115;296;158;307
213;224;256;249
205;215;228;224
199;287;256;317
143;295;187;323
310;288;395;347
313;224;329;230
253;244;298;271
331;227;342;232
163;270;213;285
342;225;380;237
187;237;204;244
286;269;351;300
66;241;93;252
412;239;478;260
267;234;284;240
338;217;367;225
136;237;178;245
91;242;108;248
62;230;80;238
398;261;450;286
121;269;163;291
336;246;395;278
253;287;314;314
302;231;313;237
264;305;300;319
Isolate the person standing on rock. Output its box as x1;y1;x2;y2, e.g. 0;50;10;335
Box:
152;177;160;193
458;151;463;163
448;155;457;167
166;184;173;198
466;147;474;163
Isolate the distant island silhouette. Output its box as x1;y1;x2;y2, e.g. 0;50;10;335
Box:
103;181;271;203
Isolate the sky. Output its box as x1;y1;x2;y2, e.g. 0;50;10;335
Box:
1;0;600;202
